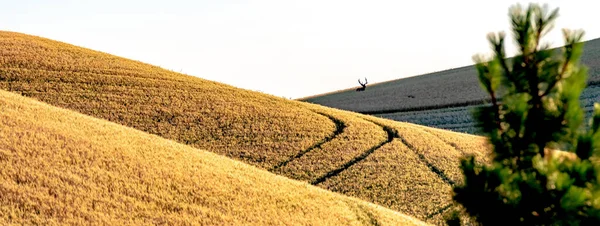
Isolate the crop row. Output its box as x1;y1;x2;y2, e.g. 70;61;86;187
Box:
375;83;600;135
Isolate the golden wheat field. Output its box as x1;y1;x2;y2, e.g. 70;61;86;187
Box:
0;90;431;225
0;31;491;224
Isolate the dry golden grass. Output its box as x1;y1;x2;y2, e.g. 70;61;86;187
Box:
0;31;494;224
390;124;464;183
307;114;492;224
419;126;492;163
0;90;429;225
0;31;334;169
274;106;388;182
319;139;452;222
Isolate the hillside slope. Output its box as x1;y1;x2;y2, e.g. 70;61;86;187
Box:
0;31;490;224
0;90;428;225
0;31;335;169
301;38;600;134
301;37;600;113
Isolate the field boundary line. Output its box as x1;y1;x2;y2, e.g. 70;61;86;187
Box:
270;113;346;171
360;99;491;115
358;82;600;115
310;120;397;185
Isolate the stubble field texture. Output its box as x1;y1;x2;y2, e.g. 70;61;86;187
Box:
0;90;429;225
0;31;491;225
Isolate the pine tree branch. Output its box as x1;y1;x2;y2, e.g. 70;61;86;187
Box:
491;34;518;91
540;46;572;98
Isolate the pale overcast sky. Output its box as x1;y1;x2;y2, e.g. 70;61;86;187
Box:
1;0;599;99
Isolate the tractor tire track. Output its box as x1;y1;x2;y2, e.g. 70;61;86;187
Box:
425;203;454;221
397;133;457;187
396;129;458;222
310;121;397;185
417;129;463;222
271;113;346;171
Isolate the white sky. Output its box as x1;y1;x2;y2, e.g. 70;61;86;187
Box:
1;0;599;99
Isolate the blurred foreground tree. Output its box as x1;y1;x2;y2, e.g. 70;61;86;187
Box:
448;3;600;225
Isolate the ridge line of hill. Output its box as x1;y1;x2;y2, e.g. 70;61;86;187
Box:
271;113;346;171
310;121;397;185
0;31;498;225
353;200;383;226
296;64;480;101
0;89;429;225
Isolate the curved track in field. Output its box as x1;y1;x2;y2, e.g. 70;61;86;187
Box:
301;115;464;223
310;122;397;185
270;113;346;171
396;133;457;186
416;129;470;220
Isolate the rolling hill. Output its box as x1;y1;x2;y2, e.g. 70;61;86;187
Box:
0;89;429;225
0;31;490;224
301;37;600;134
